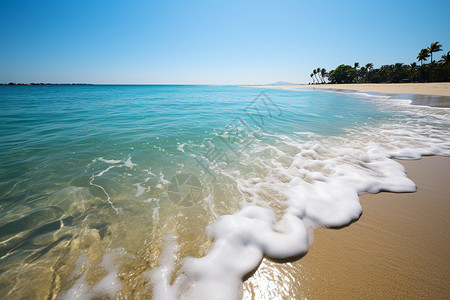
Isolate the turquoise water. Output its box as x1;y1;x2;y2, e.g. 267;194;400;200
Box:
1;85;448;299
0;85;388;198
0;85;389;221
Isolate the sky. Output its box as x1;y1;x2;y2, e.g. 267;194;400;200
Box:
1;0;450;85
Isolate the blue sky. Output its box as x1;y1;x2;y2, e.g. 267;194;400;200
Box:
1;0;449;84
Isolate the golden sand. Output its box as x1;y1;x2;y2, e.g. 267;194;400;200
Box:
274;82;450;97
244;156;450;299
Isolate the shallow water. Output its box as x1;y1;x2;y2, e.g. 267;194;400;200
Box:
0;85;449;299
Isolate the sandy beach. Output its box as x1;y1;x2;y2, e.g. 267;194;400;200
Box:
271;83;450;108
276;82;450;96
244;156;450;299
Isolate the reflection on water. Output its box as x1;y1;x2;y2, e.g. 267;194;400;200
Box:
243;259;313;300
1;85;448;299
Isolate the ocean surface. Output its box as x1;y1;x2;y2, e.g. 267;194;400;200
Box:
0;85;449;299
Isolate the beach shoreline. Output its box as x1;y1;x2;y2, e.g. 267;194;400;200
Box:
1;84;448;299
245;83;450;298
244;156;450;299
270;82;450;107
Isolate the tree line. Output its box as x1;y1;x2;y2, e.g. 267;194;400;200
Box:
310;42;450;84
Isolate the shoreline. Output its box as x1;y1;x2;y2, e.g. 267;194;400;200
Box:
244;156;450;298
244;85;450;298
270;82;450;107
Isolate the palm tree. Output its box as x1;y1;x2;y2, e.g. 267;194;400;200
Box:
313;69;320;84
439;51;450;64
427;41;443;63
359;66;367;82
310;73;315;84
365;63;373;82
417;48;430;66
409;62;418;81
320;68;327;83
353;62;360;82
315;68;323;83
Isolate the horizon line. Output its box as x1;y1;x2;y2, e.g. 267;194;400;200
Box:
0;82;306;86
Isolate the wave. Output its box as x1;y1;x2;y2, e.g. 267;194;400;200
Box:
148;92;450;299
51;89;450;299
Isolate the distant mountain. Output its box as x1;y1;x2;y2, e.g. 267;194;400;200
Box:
266;81;297;86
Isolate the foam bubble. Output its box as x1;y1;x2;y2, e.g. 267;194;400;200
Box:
63;249;124;300
177;143;186;153
149;234;178;300
124;157;137;168
133;182;146;197
98;157;122;164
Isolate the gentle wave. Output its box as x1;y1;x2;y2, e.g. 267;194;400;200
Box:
0;86;449;299
150;91;450;299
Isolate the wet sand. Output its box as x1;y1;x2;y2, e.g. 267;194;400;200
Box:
244;156;450;299
275;82;450;96
271;83;450;107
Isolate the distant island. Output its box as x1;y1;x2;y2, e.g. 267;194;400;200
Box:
0;83;93;85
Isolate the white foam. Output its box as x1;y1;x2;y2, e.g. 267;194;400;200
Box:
152;207;160;222
293;131;319;139
158;171;170;185
145;197;159;203
124;157;137;168
152;206;309;300
149;234;178;300
89;173;119;214
63;249;124;300
95;165;116;177
150;93;450;299
133;182;146;197
177;143;186;153
98;157;122;164
145;169;156;177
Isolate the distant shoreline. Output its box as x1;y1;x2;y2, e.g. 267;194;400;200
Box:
0;83;242;86
269;82;450;97
0;83;93;86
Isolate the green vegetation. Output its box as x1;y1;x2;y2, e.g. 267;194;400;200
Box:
417;48;430;66
428;42;443;63
310;42;450;84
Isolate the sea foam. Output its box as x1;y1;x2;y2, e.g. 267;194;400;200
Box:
52;89;450;299
150;92;450;299
63;249;124;300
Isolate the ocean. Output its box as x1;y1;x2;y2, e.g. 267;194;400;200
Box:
0;85;449;299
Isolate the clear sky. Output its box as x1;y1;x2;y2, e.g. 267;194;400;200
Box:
1;0;449;85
